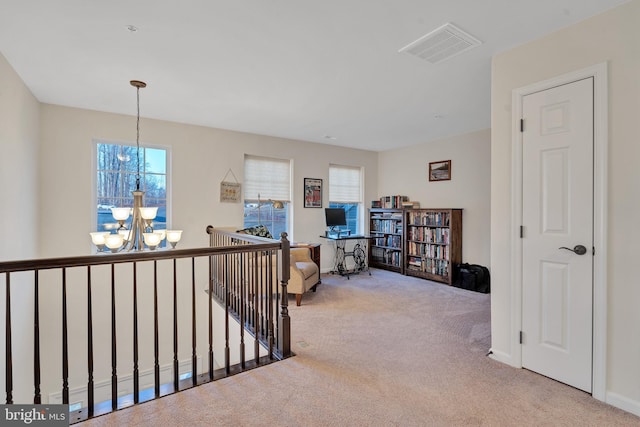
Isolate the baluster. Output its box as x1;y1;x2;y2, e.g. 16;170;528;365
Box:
191;257;197;386
208;254;214;381
264;252;270;340
259;253;266;339
272;252;278;351
239;253;245;370
111;264;117;410
173;259;179;391
234;253;239;312
230;254;235;312
267;252;274;359
218;255;224;299
253;252;260;363
5;272;13;404
86;267;94;415
214;255;221;300
133;262;139;403
239;251;245;321
153;261;160;397
242;252;252;330
273;251;280;351
237;253;242;314
34;270;41;404
62;268;69;404
224;254;230;374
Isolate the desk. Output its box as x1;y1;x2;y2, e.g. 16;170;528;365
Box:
319;235;372;279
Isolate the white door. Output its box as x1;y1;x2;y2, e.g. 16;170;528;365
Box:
521;77;594;392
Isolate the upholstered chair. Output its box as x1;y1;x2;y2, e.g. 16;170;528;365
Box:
288;247;320;306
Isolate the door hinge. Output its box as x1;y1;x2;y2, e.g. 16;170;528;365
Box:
519;331;523;344
520;226;524;238
593;246;596;256
520;119;524;132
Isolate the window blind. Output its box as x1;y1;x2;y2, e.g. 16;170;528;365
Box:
329;164;362;203
244;155;291;201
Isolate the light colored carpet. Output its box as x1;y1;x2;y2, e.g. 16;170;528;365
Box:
84;269;639;426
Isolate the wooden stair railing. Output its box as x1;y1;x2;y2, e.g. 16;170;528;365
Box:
205;226;291;361
0;227;291;424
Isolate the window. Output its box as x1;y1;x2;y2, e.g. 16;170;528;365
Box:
329;164;362;235
243;155;291;239
96;142;168;234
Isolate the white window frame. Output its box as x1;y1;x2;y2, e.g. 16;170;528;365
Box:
329;164;364;234
243;154;292;239
92;139;172;235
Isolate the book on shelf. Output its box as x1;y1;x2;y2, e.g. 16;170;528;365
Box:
407;227;450;244
408;210;450;226
406;256;449;276
378;195;409;209
401;201;420;209
371;247;402;267
408;242;449;260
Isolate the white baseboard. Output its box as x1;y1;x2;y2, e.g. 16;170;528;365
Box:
48;356;207;406
490;351;640;418
606;391;640;417
487;348;516;366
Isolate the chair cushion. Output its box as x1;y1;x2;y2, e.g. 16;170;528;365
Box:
236;225;273;239
296;261;317;280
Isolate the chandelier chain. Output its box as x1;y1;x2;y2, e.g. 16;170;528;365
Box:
136;85;141;190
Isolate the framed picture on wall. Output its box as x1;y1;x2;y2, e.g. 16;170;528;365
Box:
428;160;451;181
304;178;322;208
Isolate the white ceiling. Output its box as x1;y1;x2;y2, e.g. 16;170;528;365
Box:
0;0;628;151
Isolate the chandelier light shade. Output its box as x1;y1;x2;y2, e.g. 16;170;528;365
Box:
139;207;158;220
111;207;131;221
143;232;162;250
105;234;125;253
166;230;183;248
89;80;183;252
89;232;110;251
155;229;167;241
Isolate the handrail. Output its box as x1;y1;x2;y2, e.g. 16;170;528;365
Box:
0;243;281;272
0;225;292;423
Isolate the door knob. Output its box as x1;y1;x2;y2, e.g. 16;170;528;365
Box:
559;245;587;255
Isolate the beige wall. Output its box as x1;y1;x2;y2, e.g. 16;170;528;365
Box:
378;129;491;268
491;0;640;413
0;53;40;402
38;104;378;271
0;60;381;401
31;102;378;402
0;53;39;260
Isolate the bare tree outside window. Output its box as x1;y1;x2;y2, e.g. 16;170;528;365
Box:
96;142;167;235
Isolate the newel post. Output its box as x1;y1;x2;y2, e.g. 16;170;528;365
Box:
278;232;291;357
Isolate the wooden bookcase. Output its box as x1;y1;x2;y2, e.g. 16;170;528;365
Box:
403;209;462;285
368;208;404;273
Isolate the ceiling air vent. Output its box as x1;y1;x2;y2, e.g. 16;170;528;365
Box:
399;22;481;64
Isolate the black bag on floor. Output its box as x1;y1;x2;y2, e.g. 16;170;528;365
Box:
453;263;490;293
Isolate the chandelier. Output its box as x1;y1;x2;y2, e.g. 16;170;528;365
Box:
90;80;182;252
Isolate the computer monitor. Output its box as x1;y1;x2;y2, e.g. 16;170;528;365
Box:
325;208;347;228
